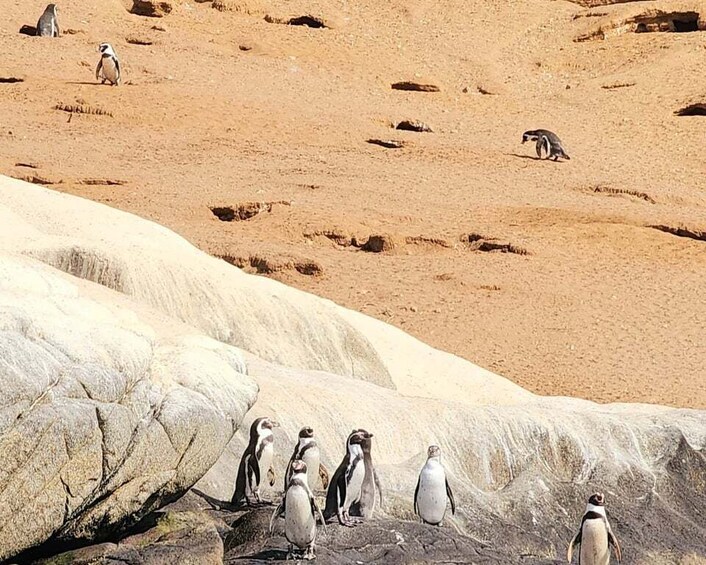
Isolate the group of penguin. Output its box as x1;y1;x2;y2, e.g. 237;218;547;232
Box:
232;418;621;564
31;5;574;163
34;4;122;86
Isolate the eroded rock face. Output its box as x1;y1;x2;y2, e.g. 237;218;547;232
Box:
131;0;174;17
0;255;257;561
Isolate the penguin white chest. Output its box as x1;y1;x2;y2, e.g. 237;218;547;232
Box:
580;519;610;565
284;485;316;548
417;460;447;525
101;57;119;84
258;441;274;488
301;446;320;491
343;459;365;510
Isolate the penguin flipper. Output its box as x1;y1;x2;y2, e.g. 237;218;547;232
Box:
114;57;121;85
319;463;330;490
310;492;326;531
566;530;581;563
608;529;622;563
95;60;103;81
231;451;249;505
445;478;456;515
269;497;285;534
267;466;276;487
373;468;383;507
413;474;421;516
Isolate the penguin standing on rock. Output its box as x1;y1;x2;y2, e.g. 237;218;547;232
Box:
36;4;60;37
231;417;280;506
522;129;570;161
270;460;326;561
567;492;622;564
96;43;121;86
350;428;383;519
284;426;329;492
414;445;455;526
323;430;368;526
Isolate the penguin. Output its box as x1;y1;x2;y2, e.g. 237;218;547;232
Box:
567;492;622;564
522;129;570;161
284;426;329;493
414;445;455;526
323;429;367;526
270;460;326;561
96;43;121;86
36;4;60;37
349;428;383;519
231;416;280;506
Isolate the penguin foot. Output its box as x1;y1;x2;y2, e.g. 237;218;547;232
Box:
304;545;316;560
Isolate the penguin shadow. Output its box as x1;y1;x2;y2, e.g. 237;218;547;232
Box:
191;488;275;511
507;152;567;163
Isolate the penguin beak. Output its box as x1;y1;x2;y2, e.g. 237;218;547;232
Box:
271;421;280;428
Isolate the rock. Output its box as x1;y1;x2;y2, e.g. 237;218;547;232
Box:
1;176;705;563
0;181;257;561
360;233;398;253
391;81;440;92
366;138;406;149
131;0;174;17
212;0;263;15
32;511;223;565
395;120;433;133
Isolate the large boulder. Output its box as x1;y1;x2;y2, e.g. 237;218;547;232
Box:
0;176;704;563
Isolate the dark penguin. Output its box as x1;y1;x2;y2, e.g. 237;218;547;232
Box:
349;428;383;518
522;129;570;161
567;492;622;565
323;430;367;526
414;445;455;526
36;4;60;37
270;460;326;561
231;416;279;506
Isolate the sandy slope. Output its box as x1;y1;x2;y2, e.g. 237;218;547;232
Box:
1;0;705;407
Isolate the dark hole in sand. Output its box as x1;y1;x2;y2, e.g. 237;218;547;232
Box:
675;104;706;116
673;17;699;32
288;16;326;28
0;77;24;84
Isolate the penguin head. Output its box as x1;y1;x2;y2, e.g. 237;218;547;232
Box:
427;445;441;459
98;43;116;57
521;132;533;144
251;416;279;437
347;430;366;448
290;459;307;477
47;4;58;14
298;426;314;439
588;492;605;506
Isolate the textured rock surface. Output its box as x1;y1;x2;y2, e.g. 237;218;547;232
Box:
1;177;705;563
0;178;258;560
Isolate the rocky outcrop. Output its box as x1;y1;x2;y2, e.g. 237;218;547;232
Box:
1;176;705;563
131;0;174;17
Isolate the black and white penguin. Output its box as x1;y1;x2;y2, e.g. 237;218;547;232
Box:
36;4;60;37
96;43;121;86
284;426;330;493
323;430;367;526
414;445;455;526
270;460;326;561
350;428;383;519
567;492;622;565
231;416;279;506
522;129;570;161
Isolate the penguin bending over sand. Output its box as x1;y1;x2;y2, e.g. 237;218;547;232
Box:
231;417;279;506
96;43;121;86
36;4;60;37
567;492;622;564
349;428;383;518
270;460;326;561
414;445;455;526
323;430;368;526
284;426;329;492
522;129;570;161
